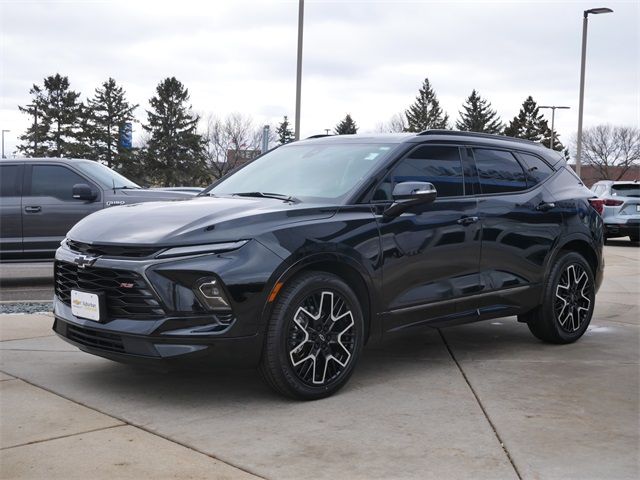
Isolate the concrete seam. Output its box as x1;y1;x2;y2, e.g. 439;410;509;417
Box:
10;375;268;480
1;424;124;451
437;328;523;480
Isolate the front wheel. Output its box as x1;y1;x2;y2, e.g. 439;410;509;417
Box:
259;272;364;400
522;252;595;344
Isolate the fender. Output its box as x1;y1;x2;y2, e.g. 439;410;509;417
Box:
258;251;381;343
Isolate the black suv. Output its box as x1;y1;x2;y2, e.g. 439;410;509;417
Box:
53;131;604;399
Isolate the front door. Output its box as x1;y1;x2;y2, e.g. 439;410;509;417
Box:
372;144;482;332
0;163;24;261
22;164;103;259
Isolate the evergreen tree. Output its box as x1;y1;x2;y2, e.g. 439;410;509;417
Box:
505;96;565;153
504;96;546;142
86;78;138;168
276;115;295;144
142;77;208;186
404;78;449;132
334;114;358;135
455;90;503;134
18;74;84;157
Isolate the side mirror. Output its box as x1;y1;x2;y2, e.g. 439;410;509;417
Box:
72;183;97;201
383;181;437;218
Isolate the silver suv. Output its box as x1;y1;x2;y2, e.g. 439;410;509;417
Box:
591;180;640;242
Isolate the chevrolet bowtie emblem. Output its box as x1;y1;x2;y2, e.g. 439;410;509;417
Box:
74;254;97;269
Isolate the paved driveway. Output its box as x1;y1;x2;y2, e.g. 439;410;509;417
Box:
1;244;638;479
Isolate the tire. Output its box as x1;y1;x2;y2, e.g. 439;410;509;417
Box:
629;234;639;243
522;252;595;344
259;271;364;400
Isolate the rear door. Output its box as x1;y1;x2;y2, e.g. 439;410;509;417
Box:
22;163;103;259
0;163;24;261
473;148;562;317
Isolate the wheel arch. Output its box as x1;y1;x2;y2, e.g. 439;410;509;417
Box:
262;253;378;344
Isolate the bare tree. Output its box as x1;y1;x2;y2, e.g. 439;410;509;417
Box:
375;112;407;133
576;125;640;181
203;113;276;179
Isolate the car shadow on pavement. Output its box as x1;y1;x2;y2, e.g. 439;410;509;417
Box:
59;319;545;403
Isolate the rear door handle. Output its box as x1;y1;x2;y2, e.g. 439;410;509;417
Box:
536;202;556;212
24;206;41;213
457;216;479;226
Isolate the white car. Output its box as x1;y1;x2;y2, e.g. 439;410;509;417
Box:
591;180;640;243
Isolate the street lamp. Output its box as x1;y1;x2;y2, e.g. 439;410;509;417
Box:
27;103;38;154
539;105;570;150
1;130;9;159
294;0;304;140
575;6;613;178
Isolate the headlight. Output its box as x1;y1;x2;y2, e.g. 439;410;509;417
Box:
194;277;231;311
157;241;247;259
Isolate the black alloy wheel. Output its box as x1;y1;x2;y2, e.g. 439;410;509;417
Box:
260;271;363;400
523;252;595;344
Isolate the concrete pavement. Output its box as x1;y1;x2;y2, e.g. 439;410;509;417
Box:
0;244;638;479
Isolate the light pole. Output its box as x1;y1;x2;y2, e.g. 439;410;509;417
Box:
575;7;613;178
539;105;570;150
1;130;9;159
294;0;304;141
27;103;38;154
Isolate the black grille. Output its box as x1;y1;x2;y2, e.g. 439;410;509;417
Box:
66;239;159;258
55;261;165;319
66;324;125;353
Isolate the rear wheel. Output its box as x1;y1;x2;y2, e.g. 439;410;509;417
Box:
259;272;364;400
629;234;639;243
522;252;595;344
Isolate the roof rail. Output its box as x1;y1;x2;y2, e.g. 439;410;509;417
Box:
305;134;333;139
417;129;543;147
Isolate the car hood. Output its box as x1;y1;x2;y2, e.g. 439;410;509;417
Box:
67;196;338;246
115;189;194;200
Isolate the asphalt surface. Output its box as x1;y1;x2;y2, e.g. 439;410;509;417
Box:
0;262;54;302
1;243;639;479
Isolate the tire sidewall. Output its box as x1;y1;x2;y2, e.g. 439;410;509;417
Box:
268;273;364;399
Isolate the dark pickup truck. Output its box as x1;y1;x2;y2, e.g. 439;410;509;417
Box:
0;158;192;262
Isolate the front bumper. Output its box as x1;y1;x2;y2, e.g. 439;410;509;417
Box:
53;299;263;367
53;239;284;367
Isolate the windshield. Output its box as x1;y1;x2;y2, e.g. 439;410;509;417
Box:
611;184;640;198
75;161;140;189
208;143;397;202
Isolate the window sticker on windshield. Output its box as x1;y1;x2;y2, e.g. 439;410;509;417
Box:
379;146;390;150
364;153;380;160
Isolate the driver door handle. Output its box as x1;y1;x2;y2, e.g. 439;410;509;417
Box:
24;206;41;213
457;216;479;226
536;202;556;212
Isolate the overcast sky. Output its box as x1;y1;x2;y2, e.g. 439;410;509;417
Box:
1;0;638;157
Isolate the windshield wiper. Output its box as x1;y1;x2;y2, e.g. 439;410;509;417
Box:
232;192;299;203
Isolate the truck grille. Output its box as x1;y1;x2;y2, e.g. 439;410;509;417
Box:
55;261;165;319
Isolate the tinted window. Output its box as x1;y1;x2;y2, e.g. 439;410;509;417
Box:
518;152;554;187
474;149;527;194
611;184;640;198
0;165;21;197
373;146;464;201
30;165;88;200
